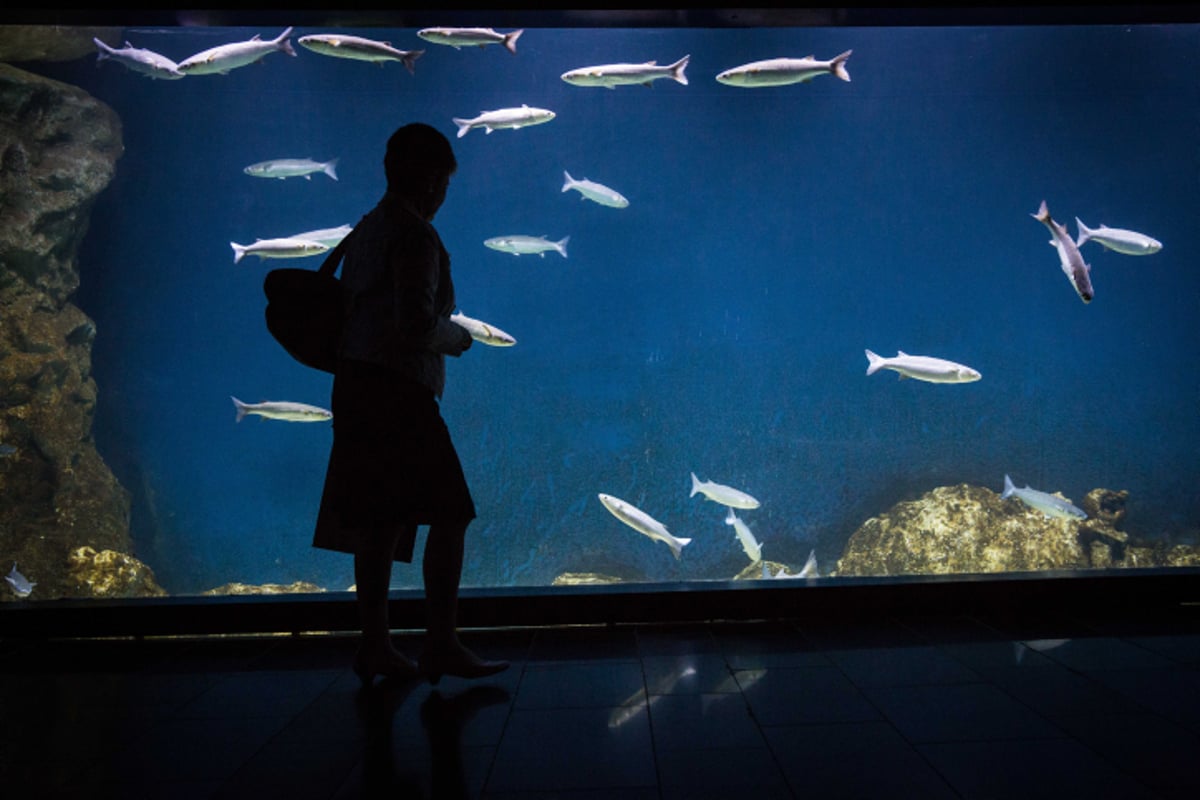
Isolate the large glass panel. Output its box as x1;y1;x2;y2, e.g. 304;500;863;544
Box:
2;18;1197;603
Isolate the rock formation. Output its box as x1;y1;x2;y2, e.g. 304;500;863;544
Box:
0;48;130;600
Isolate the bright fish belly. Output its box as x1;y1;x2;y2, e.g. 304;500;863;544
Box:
417;27;523;54
244;158;339;181
450;311;517;346
1074;218;1163;255
288;224;353;247
560;55;689;88
298;34;423;73
231;396;332;423
716;50;852;87
562;171;629;208
598;493;691;560
865;350;981;383
690;473;760;509
1000;475;1086;520
484;235;569;258
177;27;296;75
230;237;329;264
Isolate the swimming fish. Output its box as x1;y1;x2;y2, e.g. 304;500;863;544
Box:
288;224;353;247
690;473;760;509
798;549;819;578
1074;218;1162;256
1000;474;1087;521
864;350;981;384
231;396;332;423
725;508;763;563
716;50;852;87
177;27;296;76
5;563;35;598
484;235;569;258
450;311;517;346
560;55;689;88
598;493;692;560
231;237;329;264
452;105;556;138
1032;201;1093;303
244;158;339;181
562;171;629;208
0;443;17;457
93;38;185;79
417;27;523;55
297;34;423;73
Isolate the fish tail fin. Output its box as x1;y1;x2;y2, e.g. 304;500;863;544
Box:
1032;200;1050;223
231;242;246;264
1001;474;1016;500
452;118;472;139
831;49;852;82
325;158;339;181
690;472;701;497
402;50;423;75
556;235;570;258
278;26;296;56
725;507;736;524
865;349;885;376
671;54;690;85
504;29;523;55
231;396;248;423
670;538;692;560
562;170;574;192
1074;217;1092;248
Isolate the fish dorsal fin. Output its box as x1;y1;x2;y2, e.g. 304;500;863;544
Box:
251;34;263;41
898;350;909;357
805;54;815;59
644;60;658;65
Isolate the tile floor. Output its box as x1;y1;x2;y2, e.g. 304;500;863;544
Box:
1;610;1198;799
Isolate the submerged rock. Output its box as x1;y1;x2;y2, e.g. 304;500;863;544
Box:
67;546;166;598
552;572;625;586
834;483;1093;577
203;582;326;596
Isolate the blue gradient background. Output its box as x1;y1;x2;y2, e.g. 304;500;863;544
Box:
29;23;1200;593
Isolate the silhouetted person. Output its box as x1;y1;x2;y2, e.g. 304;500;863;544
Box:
315;122;508;686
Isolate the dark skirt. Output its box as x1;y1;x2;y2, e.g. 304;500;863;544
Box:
313;359;475;563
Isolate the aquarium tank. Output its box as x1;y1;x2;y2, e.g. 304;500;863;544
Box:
1;11;1198;605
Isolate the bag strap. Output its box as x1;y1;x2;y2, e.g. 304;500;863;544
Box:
317;229;354;277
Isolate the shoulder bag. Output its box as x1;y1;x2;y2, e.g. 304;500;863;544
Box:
263;230;354;374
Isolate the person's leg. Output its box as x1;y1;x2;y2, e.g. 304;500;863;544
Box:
354;524;419;681
419;520;508;682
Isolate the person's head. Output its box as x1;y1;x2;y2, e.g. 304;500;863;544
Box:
384;123;457;220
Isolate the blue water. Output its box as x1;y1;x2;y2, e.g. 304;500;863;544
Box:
30;23;1200;593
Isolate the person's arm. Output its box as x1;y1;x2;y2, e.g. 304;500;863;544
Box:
392;228;471;355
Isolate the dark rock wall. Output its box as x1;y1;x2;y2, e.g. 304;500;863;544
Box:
0;60;134;600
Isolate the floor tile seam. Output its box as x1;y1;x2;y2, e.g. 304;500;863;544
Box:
634;654;670;800
170;667;345;721
477;661;526;798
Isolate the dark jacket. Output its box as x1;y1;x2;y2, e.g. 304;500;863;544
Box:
337;192;469;398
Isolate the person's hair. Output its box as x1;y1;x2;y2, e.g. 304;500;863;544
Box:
384;123;457;194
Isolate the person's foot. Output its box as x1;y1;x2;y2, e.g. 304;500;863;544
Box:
353;645;420;687
418;642;509;685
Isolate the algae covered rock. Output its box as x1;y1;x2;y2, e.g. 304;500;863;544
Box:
67;546;166;598
202;581;326;596
834;483;1092;577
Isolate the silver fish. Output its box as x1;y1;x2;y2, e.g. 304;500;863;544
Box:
1033;200;1093;303
452;105;556;138
598;493;692;560
177;27;297;76
232;396;331;423
288;224;353;247
5;563;35;598
562;171;629;208
561;55;689;88
484;235;569;258
231;237;329;264
93;38;184;80
716;51;852;87
1074;218;1162;256
417;27;523;55
1001;474;1086;521
297;34;423;73
450;311;517;346
244;158;339;181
